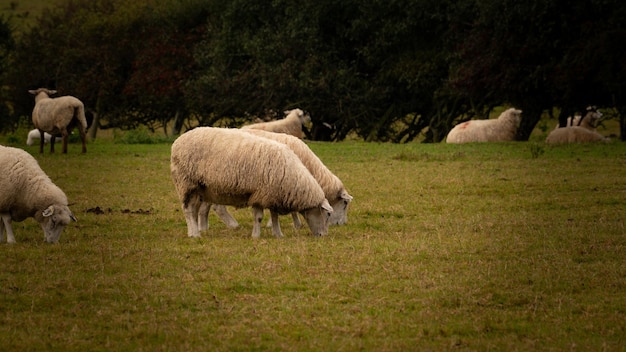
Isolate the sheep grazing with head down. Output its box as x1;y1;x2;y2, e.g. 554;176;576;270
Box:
26;129;61;146
208;129;353;231
29;88;87;154
0;145;77;243
446;108;522;144
241;108;310;138
170;127;333;239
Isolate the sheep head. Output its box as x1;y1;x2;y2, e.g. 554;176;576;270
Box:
300;199;333;236
35;204;77;243
28;88;57;102
499;108;522;126
582;106;603;128
328;190;353;226
284;108;311;124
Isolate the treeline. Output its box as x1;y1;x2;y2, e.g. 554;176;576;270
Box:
1;0;625;142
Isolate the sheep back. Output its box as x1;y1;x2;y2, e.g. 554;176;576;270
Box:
170;127;326;214
446;108;522;143
241;108;310;138
545;126;609;144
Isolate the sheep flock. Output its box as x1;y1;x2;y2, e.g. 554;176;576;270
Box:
3;94;619;243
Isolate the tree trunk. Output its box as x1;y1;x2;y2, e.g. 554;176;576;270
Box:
516;106;543;141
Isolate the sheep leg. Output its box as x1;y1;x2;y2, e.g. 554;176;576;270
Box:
291;212;303;229
212;204;240;229
269;210;284;238
39;130;45;154
1;214;16;244
182;197;202;238
197;202;210;232
252;207;264;239
267;212;302;229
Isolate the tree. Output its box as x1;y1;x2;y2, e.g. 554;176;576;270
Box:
0;15;16;131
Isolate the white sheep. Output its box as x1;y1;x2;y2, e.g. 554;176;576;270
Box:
241;108;310;138
207;129;353;231
26;129;61;146
28;88;87;154
170;127;333;238
545;126;610;144
0;145;77;243
446;108;522;143
555;107;603;131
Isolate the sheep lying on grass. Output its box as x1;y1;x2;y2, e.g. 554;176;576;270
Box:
29;88;87;154
545;126;610;144
241;108;310;138
26;129;61;146
208;129;353;231
556;106;603;131
170;127;333;238
0;145;77;243
446;108;522;143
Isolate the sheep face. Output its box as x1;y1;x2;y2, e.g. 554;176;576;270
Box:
328;190;353;226
284;108;311;124
300;200;333;236
587;111;603;128
502;108;522;125
36;205;77;243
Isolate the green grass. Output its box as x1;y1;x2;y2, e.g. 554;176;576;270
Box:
1;130;625;351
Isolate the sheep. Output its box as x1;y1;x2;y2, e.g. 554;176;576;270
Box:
28;88;87;154
446;108;522;144
170;127;333;239
241;108;310;138
0;145;77;243
555;106;603;131
207;129;353;231
26;129;61;146
545;126;610;144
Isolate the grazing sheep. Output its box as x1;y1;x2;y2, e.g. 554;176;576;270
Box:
241;108;310;138
170;127;333;238
556;106;603;131
0;145;77;243
26;129;61;146
29;88;87;154
545;126;610;144
208;129;353;231
446;108;522;144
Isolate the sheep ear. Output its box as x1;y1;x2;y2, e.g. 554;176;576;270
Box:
321;200;333;213
42;205;55;217
70;212;78;222
340;190;353;202
28;90;37;95
283;110;291;115
48;90;57;95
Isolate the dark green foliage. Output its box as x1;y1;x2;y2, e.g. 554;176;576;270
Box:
2;0;626;141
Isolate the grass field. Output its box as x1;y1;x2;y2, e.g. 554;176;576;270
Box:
0;128;625;351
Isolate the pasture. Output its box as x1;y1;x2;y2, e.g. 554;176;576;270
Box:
0;129;625;351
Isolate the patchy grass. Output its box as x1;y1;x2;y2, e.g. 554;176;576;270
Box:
0;132;625;351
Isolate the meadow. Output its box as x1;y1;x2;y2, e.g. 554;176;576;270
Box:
0;127;625;351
